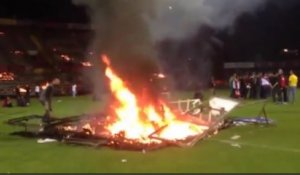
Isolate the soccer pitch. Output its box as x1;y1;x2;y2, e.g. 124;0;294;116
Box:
0;92;300;173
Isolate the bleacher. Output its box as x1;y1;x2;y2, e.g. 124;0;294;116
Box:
0;18;93;96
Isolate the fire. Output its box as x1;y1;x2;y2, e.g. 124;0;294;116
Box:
41;82;49;90
102;55;207;144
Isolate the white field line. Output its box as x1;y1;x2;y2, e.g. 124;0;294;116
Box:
210;139;300;154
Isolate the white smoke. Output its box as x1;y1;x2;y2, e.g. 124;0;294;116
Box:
147;0;267;40
72;0;268;91
73;0;267;41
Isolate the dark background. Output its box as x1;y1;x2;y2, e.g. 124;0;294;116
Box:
0;0;299;89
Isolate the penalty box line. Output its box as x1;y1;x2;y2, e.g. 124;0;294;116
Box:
209;139;300;154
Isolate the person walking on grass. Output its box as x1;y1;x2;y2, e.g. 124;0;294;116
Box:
288;70;298;104
39;78;60;124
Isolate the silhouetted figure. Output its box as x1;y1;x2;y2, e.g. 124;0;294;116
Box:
39;78;60;123
256;72;263;99
210;76;216;96
269;72;278;102
25;85;31;105
277;69;288;104
249;72;257;99
2;96;13;108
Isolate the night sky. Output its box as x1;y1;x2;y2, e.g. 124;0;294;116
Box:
0;0;89;23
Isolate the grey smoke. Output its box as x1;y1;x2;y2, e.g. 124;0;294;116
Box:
148;0;267;40
74;0;268;41
72;0;268;91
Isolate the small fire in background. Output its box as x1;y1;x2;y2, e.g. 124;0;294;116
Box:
41;82;49;90
60;54;72;62
81;61;93;67
19;88;27;93
154;73;166;79
0;72;15;81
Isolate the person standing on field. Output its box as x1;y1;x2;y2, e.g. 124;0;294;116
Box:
72;83;77;97
288;70;298;104
277;69;288;104
39;78;60;123
35;85;40;98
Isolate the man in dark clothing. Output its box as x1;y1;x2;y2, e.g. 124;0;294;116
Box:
25;85;31;105
39;78;60;123
249;72;257;99
277;69;288;103
2;96;13;107
15;85;21;101
240;74;249;99
269;72;278;102
15;85;27;107
210;76;216;96
256;72;262;99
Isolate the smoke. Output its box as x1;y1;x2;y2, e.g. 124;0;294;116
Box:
72;0;268;92
72;0;159;96
148;0;267;40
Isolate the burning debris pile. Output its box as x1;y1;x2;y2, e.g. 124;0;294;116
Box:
7;55;239;150
62;55;214;150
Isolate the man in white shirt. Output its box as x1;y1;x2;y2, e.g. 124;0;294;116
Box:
261;74;271;99
72;84;77;97
35;85;40;98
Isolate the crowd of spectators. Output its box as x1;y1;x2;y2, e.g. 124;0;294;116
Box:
228;69;298;104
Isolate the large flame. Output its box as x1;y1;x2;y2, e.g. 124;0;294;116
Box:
102;55;208;144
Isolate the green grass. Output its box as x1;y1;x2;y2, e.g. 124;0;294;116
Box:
1;91;300;173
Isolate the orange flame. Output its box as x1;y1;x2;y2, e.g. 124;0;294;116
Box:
102;55;207;143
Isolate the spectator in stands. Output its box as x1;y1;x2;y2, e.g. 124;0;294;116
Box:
35;85;40;98
277;69;288;104
288;70;298;104
2;96;13;108
72;83;77;97
39;78;60;123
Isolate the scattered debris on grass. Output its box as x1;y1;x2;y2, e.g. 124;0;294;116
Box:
230;143;241;148
231;135;241;140
37;138;57;143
